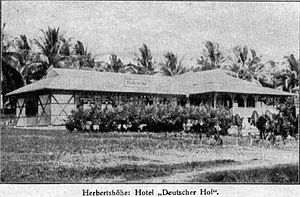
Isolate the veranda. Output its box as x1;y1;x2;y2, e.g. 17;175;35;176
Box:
12;90;286;127
7;68;293;127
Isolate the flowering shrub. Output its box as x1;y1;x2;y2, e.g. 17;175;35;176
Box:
65;103;233;134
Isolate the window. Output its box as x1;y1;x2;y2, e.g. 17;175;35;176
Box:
177;97;187;106
25;96;38;116
234;95;244;107
143;97;154;106
246;95;255;107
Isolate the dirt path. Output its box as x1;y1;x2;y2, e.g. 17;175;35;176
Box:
127;146;299;183
130;160;298;183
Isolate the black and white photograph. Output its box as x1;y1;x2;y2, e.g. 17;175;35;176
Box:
0;1;299;186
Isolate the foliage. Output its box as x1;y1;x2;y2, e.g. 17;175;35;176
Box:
281;54;299;92
108;54;124;72
31;27;74;80
276;97;298;135
223;45;262;85
1;61;24;99
133;43;156;74
2;24;299;117
2;25;299;89
71;41;95;68
65;103;233;134
1;24;25;104
34;27;68;68
1;25;98;109
159;52;189;76
194;41;224;71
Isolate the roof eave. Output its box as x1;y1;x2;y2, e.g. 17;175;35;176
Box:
6;88;50;97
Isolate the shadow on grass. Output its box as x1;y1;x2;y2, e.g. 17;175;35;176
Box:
189;163;299;183
1;159;236;183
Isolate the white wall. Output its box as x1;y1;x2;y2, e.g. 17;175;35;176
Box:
37;94;51;126
51;94;75;125
16;98;26;127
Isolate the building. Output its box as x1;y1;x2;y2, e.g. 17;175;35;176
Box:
6;68;294;127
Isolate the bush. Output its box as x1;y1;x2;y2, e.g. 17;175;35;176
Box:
65;121;75;132
65;103;233;133
65;108;87;132
276;98;298;135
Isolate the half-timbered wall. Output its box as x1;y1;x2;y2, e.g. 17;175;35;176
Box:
14;92;180;127
37;94;51;126
15;95;52;127
51;94;75;125
16;97;26;127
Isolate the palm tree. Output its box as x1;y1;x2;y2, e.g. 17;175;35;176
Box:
1;24;25;109
282;54;299;92
159;52;188;76
134;43;156;74
254;60;277;88
94;54;135;73
104;54;138;73
71;41;95;69
1;27;48;87
196;41;224;71
93;61;109;72
107;54;126;73
1;61;24;96
14;35;31;62
225;45;262;84
124;63;139;74
34;27;72;76
12;34;47;84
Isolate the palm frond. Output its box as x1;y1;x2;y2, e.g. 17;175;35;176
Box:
135;43;154;74
2;60;24;95
285;54;299;75
160;64;173;76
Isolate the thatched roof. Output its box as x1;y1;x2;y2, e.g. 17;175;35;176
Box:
7;68;294;97
175;70;294;96
7;68;184;96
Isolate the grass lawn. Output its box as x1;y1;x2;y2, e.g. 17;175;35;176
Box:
1;126;299;183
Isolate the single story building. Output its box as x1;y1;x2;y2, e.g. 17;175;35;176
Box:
6;68;294;127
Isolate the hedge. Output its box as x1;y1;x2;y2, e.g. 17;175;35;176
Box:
65;103;233;134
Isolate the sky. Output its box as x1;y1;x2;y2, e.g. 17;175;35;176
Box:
2;1;300;64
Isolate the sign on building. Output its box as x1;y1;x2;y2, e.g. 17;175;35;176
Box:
124;78;149;87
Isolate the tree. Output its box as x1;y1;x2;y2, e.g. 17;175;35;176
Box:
107;54;126;73
12;34;48;84
1;62;24;99
134;43;156;74
34;27;72;77
255;60;278;88
256;55;299;91
1;25;47;88
96;54;135;73
71;41;95;69
282;54;299;92
195;41;224;71
225;45;262;84
124;63;139;74
159;52;188;76
1;24;25;109
14;35;31;61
